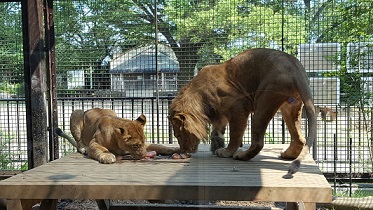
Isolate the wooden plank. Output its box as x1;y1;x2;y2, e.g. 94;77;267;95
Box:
6;199;41;210
21;0;49;169
44;0;59;161
0;144;332;204
6;200;22;210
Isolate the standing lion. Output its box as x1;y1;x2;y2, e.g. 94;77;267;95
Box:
169;48;317;178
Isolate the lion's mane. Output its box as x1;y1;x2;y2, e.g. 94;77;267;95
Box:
169;87;210;143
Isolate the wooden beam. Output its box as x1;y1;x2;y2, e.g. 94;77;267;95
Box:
21;0;49;168
44;0;59;161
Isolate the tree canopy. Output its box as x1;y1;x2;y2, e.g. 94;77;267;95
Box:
0;0;372;101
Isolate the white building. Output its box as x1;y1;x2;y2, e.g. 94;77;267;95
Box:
110;44;180;97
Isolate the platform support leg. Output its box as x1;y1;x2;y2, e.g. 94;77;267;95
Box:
97;199;111;210
6;199;41;210
286;202;316;210
39;199;58;210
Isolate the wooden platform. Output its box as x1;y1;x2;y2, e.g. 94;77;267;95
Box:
0;144;332;210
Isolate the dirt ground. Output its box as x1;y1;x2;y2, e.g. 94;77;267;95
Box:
54;200;285;210
47;199;335;210
45;197;373;210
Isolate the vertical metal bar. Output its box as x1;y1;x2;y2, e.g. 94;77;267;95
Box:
154;0;160;145
21;0;49;169
334;134;337;193
271;118;274;143
281;0;284;51
44;0;59;160
161;99;165;144
358;106;361;147
121;100;124;118
371;109;373;162
61;100;65;131
16;101;21;150
131;99;134;117
324;120;327;160
152;99;155;144
168;95;173;144
349;137;352;197
347;106;350;160
335;133;338;160
6;102;10;158
281;120;285;144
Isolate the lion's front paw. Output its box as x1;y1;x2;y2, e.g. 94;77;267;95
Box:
233;149;246;160
233;149;258;161
98;153;116;164
280;146;302;159
210;136;225;154
215;148;235;158
280;151;298;159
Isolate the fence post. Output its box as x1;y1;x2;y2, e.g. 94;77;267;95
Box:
21;0;49;168
44;0;59;161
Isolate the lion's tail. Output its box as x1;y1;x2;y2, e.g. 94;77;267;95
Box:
283;82;317;179
56;127;78;148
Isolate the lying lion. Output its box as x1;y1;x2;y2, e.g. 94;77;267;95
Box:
169;48;317;178
57;108;179;163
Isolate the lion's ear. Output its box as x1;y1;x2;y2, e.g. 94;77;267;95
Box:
116;127;131;140
119;127;126;135
172;113;185;123
136;114;146;126
172;113;187;128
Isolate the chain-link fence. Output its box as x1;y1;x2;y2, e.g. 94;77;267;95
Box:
0;2;27;172
1;0;372;191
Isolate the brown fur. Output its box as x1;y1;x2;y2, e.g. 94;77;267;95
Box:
169;48;317;178
57;108;179;163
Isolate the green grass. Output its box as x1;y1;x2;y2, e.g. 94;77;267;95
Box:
333;186;373;198
0;130;27;170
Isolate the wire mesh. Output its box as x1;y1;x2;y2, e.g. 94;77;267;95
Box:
0;2;27;171
0;0;372;184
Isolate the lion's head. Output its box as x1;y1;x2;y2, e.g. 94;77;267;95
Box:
169;92;209;153
110;114;148;159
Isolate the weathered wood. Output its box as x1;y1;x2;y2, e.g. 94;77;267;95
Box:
6;199;41;210
21;0;49;168
44;0;59;161
0;144;332;209
6;199;22;210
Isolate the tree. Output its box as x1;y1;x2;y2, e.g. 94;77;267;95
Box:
54;0;308;87
0;2;23;91
306;0;373;106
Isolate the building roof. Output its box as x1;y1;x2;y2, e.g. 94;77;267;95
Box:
110;44;180;74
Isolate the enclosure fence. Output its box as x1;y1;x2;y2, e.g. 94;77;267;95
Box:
0;0;372;193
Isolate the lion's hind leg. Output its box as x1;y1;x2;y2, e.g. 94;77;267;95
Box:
279;98;306;159
233;94;285;161
69;110;87;154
